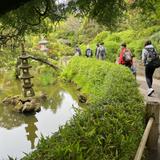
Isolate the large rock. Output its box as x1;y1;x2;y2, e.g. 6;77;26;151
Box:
2;94;47;113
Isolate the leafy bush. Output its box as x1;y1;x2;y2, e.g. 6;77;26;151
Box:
128;39;144;59
93;31;109;43
117;30;136;44
138;26;160;38
32;65;57;86
103;40;119;62
48;41;74;58
0;50;19;68
104;33;121;42
23;57;145;160
150;31;160;53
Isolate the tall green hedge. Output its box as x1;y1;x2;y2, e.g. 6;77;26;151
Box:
23;57;145;160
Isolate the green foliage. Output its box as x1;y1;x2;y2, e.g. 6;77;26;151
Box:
23;57;145;160
150;31;160;53
103;40;119;62
0;0;66;46
0;50;19;68
132;0;160;24
104;33;121;42
89;26;160;59
25;35;74;59
138;26;160;38
128;40;144;58
93;31;109;43
49;42;74;57
69;0;127;29
62;57;143;106
32;65;57;86
117;30;136;44
78;19;105;44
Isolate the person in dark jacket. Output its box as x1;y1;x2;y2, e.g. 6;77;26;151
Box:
85;45;93;58
95;43;100;59
142;40;157;96
98;42;106;60
75;45;81;56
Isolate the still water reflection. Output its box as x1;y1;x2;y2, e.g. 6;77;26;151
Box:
0;77;79;159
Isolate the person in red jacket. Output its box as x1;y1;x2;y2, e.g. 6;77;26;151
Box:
118;42;136;76
118;43;133;66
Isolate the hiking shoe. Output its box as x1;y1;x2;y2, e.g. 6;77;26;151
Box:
147;88;154;96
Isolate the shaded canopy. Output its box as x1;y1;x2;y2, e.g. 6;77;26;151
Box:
0;0;32;16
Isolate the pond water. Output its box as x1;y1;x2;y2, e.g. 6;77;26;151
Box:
0;71;80;159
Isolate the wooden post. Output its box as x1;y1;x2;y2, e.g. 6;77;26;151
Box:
146;101;160;160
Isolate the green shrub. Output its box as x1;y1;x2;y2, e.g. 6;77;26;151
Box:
33;65;57;86
117;30;136;44
48;42;74;57
138;26;160;38
93;31;109;43
0;50;19;68
104;33;121;42
103;40;119;62
23;57;145;160
150;31;160;53
128;39;144;59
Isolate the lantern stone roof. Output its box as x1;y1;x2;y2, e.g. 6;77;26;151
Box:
39;39;48;44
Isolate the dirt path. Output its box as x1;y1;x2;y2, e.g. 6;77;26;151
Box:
136;59;160;103
137;75;160;103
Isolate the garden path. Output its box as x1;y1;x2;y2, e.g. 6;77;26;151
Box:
137;75;160;103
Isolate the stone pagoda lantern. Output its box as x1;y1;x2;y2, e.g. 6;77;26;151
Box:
38;38;49;54
19;44;35;97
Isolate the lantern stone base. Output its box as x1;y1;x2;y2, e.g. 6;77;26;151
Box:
2;93;47;113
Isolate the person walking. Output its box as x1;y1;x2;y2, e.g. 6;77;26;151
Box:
118;42;136;76
75;45;81;56
95;43;100;59
85;45;93;58
98;42;106;60
142;40;159;96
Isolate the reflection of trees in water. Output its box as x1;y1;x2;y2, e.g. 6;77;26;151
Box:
0;105;24;129
40;84;63;113
60;83;79;102
0;105;38;149
41;82;80;113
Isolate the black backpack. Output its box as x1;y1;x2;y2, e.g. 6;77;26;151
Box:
146;48;160;68
86;49;92;57
146;48;157;63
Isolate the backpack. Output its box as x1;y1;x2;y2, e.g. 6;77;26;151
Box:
146;48;160;68
145;48;157;63
99;46;106;57
86;49;92;57
75;48;81;56
123;49;132;64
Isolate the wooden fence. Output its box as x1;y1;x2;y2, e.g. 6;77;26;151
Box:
134;101;160;160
